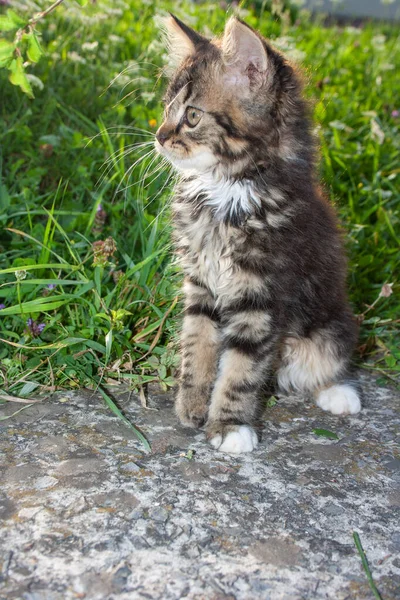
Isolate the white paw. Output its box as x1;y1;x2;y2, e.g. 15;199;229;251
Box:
316;384;361;415
209;434;223;449
210;425;258;454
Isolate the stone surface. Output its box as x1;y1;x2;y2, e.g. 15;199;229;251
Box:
0;374;399;599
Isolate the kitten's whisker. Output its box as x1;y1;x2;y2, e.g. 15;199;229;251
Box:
144;196;172;233
143;165;174;212
97;146;155;192
122;126;156;136
102;141;155;167
132;60;162;69
132;153;160;201
165;80;192;112
98;125;154;136
115;73;157;103
114;149;156;198
144;160;169;189
85;127;154;150
97;144;154;187
113;87;142;108
101;63;155;96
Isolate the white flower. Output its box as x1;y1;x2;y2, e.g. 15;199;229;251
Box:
372;34;386;47
26;74;44;90
371;119;385;145
82;41;99;52
379;283;393;298
67;51;86;64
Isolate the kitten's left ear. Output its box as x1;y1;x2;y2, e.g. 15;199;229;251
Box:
221;18;268;88
159;14;208;75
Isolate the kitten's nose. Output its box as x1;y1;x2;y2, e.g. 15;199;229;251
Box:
156;128;170;146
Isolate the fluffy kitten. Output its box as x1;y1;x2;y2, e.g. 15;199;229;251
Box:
155;15;361;454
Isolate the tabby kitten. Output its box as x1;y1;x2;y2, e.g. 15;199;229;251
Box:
155;15;361;454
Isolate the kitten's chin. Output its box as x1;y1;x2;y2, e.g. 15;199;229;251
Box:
155;142;217;174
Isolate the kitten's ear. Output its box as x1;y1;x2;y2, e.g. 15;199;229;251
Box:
159;14;207;75
221;18;268;88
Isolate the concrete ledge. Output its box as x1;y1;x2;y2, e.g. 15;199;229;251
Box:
0;373;399;599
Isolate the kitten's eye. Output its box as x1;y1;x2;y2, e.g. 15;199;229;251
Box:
185;106;203;128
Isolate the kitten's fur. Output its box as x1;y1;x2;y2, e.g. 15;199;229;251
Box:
155;15;361;454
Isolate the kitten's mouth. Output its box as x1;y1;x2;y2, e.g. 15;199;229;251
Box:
155;141;218;173
155;139;166;156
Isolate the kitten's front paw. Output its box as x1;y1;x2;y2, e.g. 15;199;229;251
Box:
207;423;258;454
316;384;361;415
175;388;209;428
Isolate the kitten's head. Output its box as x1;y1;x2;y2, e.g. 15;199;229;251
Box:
155;15;307;177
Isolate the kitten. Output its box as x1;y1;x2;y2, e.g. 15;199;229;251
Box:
155;15;361;454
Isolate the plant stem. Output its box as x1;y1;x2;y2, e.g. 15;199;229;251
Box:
29;0;66;27
353;532;383;600
14;0;67;46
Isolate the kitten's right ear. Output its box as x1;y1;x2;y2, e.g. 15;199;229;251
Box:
158;14;207;75
221;18;268;89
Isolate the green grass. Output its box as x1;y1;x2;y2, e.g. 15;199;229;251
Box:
353;531;383;600
0;0;399;420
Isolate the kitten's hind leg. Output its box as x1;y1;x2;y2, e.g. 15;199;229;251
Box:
277;332;361;415
176;280;220;428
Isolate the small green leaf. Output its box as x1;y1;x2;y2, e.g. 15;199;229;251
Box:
8;57;34;99
0;39;15;68
74;0;88;5
266;396;278;408
385;355;396;368
95;312;111;322
27;33;43;63
313;428;339;440
363;317;381;325
6;9;26;27
18;381;41;397
0;16;18;32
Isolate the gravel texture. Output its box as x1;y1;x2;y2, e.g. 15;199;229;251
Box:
0;374;399;600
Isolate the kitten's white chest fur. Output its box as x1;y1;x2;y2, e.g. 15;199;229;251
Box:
182;172;260;222
176;173;261;298
178;207;233;297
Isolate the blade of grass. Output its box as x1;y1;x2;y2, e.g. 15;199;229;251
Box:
43;207;82;265
0;296;72;315
140;295;178;359
0;403;35;421
0;336;94;350
353;531;383;600
0;393;42;404
6;228;66;264
0;279;89;287
38;194;59;267
96;384;151;452
0;264;79;275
